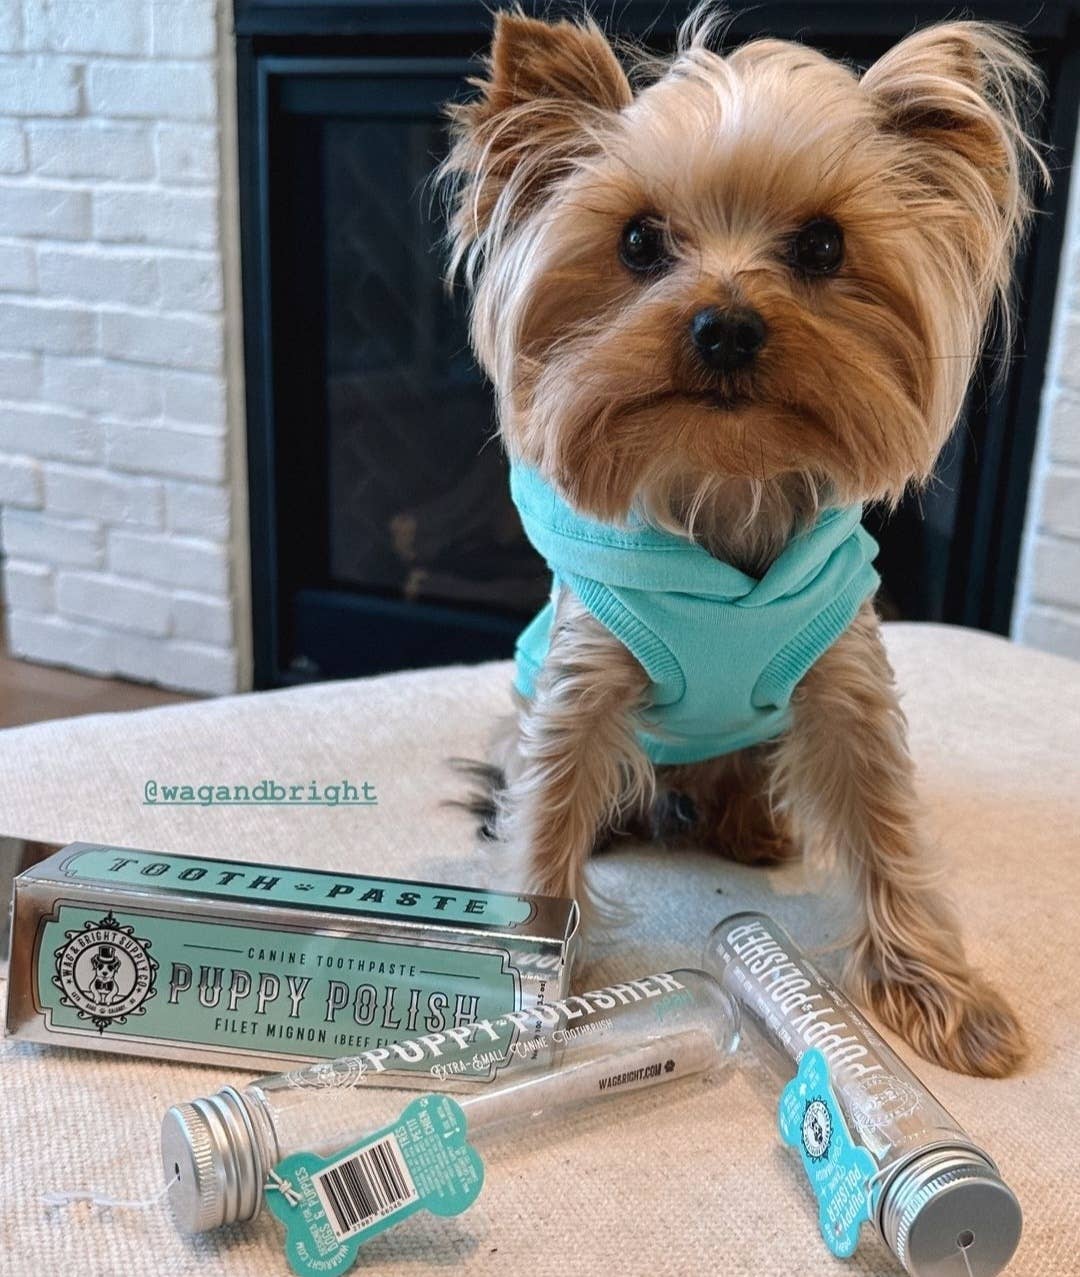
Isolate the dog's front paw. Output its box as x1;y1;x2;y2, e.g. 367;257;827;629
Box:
862;968;1027;1078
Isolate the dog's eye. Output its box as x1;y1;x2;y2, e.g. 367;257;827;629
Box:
619;216;670;274
791;218;844;276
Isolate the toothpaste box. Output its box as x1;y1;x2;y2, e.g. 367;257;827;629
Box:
4;842;579;1073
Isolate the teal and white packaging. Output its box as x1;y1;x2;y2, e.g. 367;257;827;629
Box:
266;1094;485;1277
4;841;578;1072
706;913;1023;1277
161;967;740;1247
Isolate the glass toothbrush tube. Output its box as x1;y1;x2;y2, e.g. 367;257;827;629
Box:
162;967;739;1235
705;912;1022;1277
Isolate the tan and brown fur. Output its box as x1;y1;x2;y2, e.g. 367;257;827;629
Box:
442;6;1047;1076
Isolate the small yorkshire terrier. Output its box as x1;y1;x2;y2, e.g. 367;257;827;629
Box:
442;6;1046;1077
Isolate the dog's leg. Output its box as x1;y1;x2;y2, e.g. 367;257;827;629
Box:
772;604;1025;1077
497;591;652;918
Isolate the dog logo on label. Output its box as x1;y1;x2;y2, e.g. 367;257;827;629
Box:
52;911;157;1033
801;1098;833;1160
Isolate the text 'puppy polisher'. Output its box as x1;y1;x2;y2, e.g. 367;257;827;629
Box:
706;912;1022;1277
162;969;739;1274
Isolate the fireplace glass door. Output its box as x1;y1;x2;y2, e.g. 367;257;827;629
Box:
256;60;549;682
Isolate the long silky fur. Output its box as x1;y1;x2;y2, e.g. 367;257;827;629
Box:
440;5;1047;1074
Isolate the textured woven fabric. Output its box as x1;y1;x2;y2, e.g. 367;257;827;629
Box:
0;624;1077;1277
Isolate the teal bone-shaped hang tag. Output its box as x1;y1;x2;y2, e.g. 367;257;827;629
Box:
778;1048;878;1258
266;1093;484;1277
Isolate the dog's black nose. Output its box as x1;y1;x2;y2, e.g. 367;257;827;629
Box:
690;306;767;372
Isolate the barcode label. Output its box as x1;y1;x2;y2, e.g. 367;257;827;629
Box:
312;1135;419;1241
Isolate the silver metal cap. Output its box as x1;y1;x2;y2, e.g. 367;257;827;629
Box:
880;1148;1022;1277
161;1087;272;1234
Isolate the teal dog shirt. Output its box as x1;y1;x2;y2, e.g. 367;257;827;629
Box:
511;465;880;764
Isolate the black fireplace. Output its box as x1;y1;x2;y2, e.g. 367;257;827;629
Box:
235;0;1080;689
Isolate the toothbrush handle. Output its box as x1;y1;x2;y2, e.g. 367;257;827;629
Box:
459;1026;719;1136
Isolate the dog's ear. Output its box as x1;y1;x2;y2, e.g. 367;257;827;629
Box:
443;13;630;267
860;22;1047;473
476;11;632;120
862;22;1043;224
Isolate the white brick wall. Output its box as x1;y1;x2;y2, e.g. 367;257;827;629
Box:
0;0;247;695
1013;111;1080;663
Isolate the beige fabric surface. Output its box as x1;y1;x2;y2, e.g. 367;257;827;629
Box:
1;623;1078;1277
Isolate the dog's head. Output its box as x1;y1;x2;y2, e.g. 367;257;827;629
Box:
443;8;1044;533
90;945;121;989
